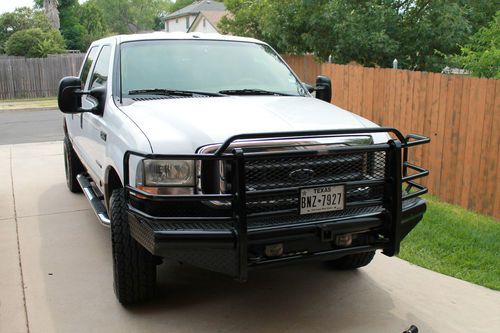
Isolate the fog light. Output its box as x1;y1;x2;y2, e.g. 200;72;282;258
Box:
335;234;352;247
265;243;283;257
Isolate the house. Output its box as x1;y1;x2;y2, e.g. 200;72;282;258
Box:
164;0;227;33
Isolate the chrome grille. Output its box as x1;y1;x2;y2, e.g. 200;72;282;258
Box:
245;151;387;216
197;137;389;227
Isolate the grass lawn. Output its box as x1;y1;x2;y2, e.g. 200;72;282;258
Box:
399;195;500;290
0;96;56;103
0;97;57;110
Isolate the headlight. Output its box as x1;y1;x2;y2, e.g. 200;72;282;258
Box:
137;159;195;187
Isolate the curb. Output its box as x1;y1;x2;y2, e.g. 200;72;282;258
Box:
0;106;58;113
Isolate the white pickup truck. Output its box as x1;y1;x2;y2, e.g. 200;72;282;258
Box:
58;32;429;305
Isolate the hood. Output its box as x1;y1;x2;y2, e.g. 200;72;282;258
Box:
119;96;383;154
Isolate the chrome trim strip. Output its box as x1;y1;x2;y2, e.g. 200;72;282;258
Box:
197;135;373;155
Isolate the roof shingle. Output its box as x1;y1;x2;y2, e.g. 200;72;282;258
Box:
165;0;226;19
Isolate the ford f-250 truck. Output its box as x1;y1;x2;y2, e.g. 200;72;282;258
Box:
58;32;429;305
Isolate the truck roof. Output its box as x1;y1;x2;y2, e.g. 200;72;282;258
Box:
91;32;266;47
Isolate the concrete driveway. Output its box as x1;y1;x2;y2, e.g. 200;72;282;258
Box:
1;141;499;333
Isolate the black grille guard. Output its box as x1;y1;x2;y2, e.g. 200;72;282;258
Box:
123;127;430;281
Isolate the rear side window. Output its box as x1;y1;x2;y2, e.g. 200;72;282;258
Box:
89;45;112;90
80;46;99;86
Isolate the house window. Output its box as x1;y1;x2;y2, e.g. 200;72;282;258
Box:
175;18;178;23
203;18;206;28
186;17;190;29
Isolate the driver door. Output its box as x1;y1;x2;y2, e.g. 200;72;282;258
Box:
79;45;112;185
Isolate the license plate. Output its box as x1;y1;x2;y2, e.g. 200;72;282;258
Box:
299;185;345;215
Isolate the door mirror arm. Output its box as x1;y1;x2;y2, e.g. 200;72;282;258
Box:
75;88;106;115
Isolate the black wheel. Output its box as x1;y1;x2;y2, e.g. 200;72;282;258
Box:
110;188;156;305
64;137;84;193
326;251;375;269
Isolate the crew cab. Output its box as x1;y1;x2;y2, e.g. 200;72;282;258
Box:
58;32;429;305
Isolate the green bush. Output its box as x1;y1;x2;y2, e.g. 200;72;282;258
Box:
5;27;65;57
452;11;500;78
0;7;52;53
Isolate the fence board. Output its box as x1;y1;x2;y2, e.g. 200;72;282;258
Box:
442;76;462;202
362;68;374;121
478;80;496;215
286;55;498;219
492;81;500;216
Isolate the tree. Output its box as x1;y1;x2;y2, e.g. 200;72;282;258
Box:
452;11;500;78
58;0;86;50
79;1;109;50
90;0;171;34
390;0;472;71
220;0;401;66
220;0;494;71
168;0;195;13
306;0;401;66
219;0;272;45
35;0;109;51
43;0;60;29
4;27;65;57
0;7;52;53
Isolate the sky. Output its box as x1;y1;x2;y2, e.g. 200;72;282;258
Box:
0;0;34;14
0;0;88;14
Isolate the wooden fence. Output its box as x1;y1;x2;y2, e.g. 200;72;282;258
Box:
0;53;85;99
283;55;499;219
0;53;497;218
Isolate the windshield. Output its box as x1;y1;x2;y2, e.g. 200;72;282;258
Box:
120;40;307;97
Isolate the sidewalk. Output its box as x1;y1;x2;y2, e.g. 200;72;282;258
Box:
1;141;499;333
0;98;57;112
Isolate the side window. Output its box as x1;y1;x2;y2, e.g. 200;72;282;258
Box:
89;45;112;90
80;46;99;87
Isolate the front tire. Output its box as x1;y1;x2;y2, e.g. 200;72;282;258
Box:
326;251;375;269
110;188;156;305
63;137;84;193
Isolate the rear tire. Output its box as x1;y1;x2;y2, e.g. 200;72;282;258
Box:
110;188;156;305
326;251;375;269
63;137;84;193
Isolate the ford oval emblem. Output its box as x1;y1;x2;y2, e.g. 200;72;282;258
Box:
289;168;315;182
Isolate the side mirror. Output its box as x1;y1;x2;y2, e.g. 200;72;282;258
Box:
315;75;332;103
58;76;82;114
58;76;106;115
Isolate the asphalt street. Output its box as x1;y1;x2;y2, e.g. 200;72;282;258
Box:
0;141;499;333
0;108;63;145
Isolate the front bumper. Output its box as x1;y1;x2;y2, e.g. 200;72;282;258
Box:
123;127;430;281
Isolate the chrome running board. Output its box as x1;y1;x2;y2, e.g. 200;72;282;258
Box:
76;173;110;227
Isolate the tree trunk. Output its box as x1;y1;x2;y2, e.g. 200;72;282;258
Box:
43;0;60;30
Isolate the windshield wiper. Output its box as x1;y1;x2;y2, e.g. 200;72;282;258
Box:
218;89;294;96
128;89;224;97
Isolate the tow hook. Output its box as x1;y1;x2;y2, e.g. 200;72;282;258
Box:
320;226;353;247
265;243;284;257
335;233;353;247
